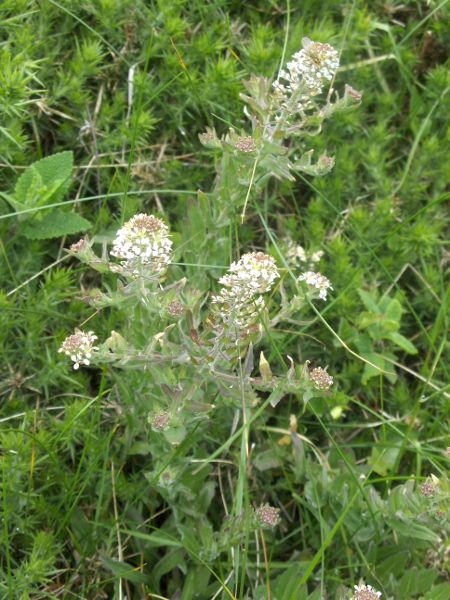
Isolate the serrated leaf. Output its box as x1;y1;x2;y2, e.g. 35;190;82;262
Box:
21;209;91;240
0;192;29;219
15;151;74;207
22;169;43;206
387;331;418;354
357;289;381;313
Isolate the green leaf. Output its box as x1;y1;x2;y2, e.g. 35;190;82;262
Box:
127;442;152;455
385;298;403;322
15;151;74;207
387;331;418;354
275;564;307;600
151;548;187;589
380;318;400;332
163;425;187;445
385;517;441;543
361;351;386;384
21;209;91;240
187;197;206;245
122;528;183;548
423;583;450;600
398;568;438;597
180;565;211;600
357;289;381;314
368;441;401;476
101;555;149;583
359;312;384;330
0;192;29;219
376;546;409;579
253;449;281;471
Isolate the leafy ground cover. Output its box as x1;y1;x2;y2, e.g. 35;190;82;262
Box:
1;1;450;599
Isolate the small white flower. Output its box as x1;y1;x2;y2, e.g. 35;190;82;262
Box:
212;252;279;332
272;38;339;115
59;330;99;370
298;271;333;300
351;584;382;600
111;214;173;276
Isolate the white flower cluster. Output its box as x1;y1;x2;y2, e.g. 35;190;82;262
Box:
212;252;279;330
298;271;333;301
350;585;382;600
273;38;339;110
59;330;99;370
285;238;324;269
110;214;173;276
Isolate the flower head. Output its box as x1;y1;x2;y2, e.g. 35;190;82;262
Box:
211;253;279;331
284;238;324;269
421;480;436;498
350;585;382;600
235;135;257;154
253;504;281;529
219;252;279;299
59;329;99;370
66;236;98;264
166;300;184;317
110;214;173;276
345;84;362;103
70;239;88;254
298;271;333;300
149;411;171;431
310;366;333;391
273;39;339;112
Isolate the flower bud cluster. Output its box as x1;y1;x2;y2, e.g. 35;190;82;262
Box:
273;38;339;111
211;252;279;331
310;366;333;391
235;135;257;154
110;214;173;277
149;411;171;431
67;236;98;265
58;329;99;370
298;271;333;300
421;480;436;498
166;300;184;317
252;504;281;529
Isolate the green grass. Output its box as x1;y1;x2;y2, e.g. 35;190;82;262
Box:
1;1;450;599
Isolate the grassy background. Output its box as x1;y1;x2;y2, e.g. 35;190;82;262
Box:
1;0;450;598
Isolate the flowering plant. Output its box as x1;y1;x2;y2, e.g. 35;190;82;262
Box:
58;37;364;588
